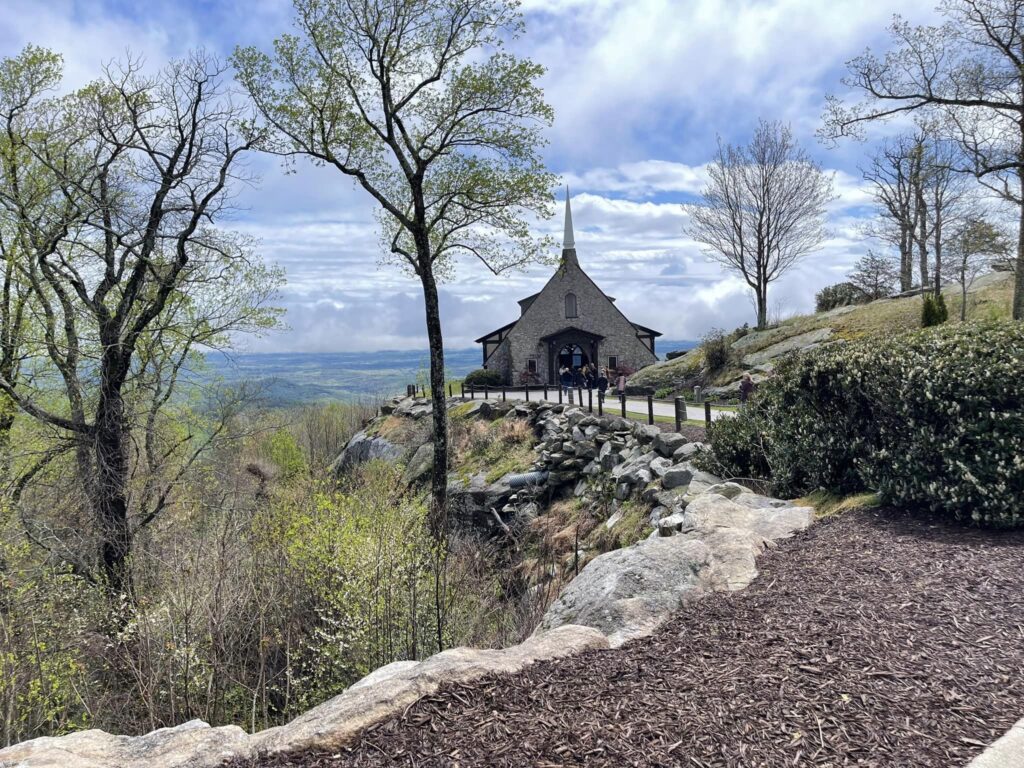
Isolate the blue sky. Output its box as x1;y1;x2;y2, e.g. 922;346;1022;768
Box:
0;0;942;352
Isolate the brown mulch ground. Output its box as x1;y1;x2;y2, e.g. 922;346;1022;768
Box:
242;509;1024;767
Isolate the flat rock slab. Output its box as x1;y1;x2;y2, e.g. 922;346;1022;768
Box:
968;716;1024;767
0;720;254;768
741;327;834;368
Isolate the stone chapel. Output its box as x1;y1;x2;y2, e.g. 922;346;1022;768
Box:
475;194;660;385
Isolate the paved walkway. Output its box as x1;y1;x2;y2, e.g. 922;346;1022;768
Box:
459;387;735;424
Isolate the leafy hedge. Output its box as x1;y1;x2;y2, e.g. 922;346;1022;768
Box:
698;322;1024;526
463;368;503;387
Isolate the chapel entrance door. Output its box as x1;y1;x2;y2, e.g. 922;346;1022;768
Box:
557;344;589;371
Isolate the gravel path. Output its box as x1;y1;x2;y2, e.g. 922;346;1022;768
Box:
242;510;1024;767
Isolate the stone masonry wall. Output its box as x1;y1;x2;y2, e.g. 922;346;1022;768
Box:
496;253;657;384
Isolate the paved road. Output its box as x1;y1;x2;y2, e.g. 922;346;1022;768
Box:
459;387;734;423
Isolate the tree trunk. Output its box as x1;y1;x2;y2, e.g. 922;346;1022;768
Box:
961;272;968;322
94;347;133;594
417;255;449;652
932;204;943;297
917;196;929;289
1016;171;1024;321
899;226;913;292
755;285;768;329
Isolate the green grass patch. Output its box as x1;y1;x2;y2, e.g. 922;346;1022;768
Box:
794;491;882;519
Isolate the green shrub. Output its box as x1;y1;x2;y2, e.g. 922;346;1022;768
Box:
700;322;1024;526
921;293;948;327
815;282;867;312
700;329;731;372
463;368;503;387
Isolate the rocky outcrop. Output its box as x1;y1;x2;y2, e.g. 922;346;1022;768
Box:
739;327;834;368
539;491;814;646
0;720;254;768
329;429;403;475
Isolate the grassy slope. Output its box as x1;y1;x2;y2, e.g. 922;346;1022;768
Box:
631;272;1015;393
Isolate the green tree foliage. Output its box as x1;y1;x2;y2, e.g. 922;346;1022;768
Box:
232;0;557;543
921;293;948;327
0;47;283;592
698;323;1024;526
815;282;868;312
848;251;899;300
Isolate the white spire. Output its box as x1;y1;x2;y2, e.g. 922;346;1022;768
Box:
562;186;575;250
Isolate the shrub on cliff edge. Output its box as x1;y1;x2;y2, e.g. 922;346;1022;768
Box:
699;322;1024;526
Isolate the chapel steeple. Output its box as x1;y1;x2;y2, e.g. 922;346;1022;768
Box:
562;187;578;266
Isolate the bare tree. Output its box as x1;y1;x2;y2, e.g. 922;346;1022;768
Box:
861;136;921;291
822;0;1024;318
233;1;555;557
848;251;900;300
0;50;281;592
686;120;835;329
945;215;1010;319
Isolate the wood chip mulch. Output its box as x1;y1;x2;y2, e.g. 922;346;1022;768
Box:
241;509;1024;767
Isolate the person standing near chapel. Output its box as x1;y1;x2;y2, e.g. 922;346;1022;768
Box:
597;368;609;401
560;366;573;398
615;370;627;396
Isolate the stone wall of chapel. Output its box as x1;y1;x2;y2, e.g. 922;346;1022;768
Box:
500;258;656;384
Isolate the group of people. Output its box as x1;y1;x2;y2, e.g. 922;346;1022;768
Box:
558;363;626;399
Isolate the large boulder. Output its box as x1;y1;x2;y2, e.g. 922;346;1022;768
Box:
652;432;687;457
539;490;815;647
330;430;403;475
0;720;254;768
679;493;814;543
401;443;433;485
537;536;716;647
446;475;513;532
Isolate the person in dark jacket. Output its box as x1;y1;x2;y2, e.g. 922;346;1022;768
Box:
585;364;597;390
739;373;756;405
596;368;609;401
559;366;573;396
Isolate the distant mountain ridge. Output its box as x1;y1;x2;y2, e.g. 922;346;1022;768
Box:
201;342;697;406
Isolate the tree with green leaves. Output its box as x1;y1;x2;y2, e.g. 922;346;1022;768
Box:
0;48;282;593
232;1;556;555
821;0;1024;319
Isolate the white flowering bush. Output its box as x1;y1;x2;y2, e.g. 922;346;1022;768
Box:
700;322;1024;526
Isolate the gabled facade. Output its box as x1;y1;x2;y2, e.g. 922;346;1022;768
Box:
475;195;661;385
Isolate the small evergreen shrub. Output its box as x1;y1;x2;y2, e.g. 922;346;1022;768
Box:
921;293;949;327
463;368;503;387
700;329;731;372
815;282;867;312
700;322;1024;526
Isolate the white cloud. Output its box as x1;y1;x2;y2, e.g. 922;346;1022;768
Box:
1;0;945;354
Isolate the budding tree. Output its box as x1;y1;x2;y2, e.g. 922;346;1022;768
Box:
822;0;1024;319
0;48;282;592
233;0;556;544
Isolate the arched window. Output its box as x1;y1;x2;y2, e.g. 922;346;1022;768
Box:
565;293;578;318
